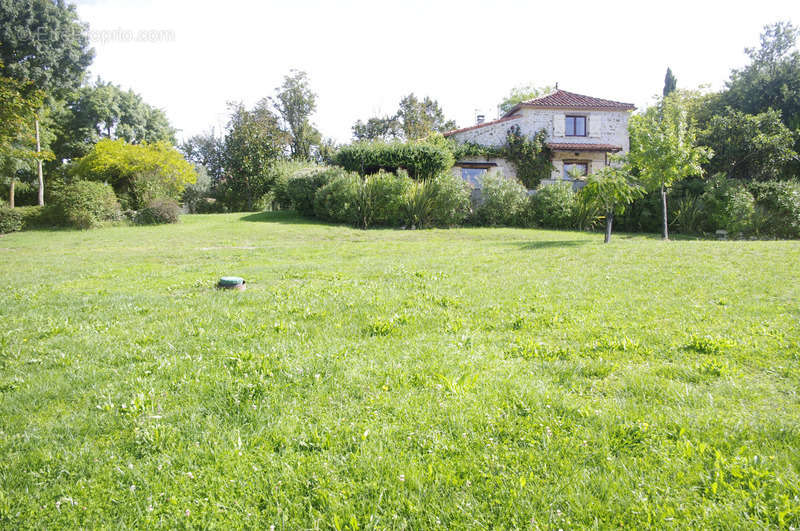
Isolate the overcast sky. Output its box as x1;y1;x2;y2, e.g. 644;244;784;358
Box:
74;0;798;144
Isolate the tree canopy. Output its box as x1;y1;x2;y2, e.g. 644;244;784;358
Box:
272;70;321;161
219;100;288;210
70;138;196;208
628;94;711;239
498;84;555;115
0;0;94;95
52;79;176;162
352;94;456;142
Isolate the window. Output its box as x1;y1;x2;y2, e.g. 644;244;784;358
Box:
461;167;487;187
563;162;588;180
565;115;586;137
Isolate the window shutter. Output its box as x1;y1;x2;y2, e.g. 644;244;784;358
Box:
589;114;602;138
553;114;565;137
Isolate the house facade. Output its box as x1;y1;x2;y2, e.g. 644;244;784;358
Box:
444;90;635;188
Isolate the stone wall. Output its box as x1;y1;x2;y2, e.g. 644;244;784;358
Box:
450;108;631;152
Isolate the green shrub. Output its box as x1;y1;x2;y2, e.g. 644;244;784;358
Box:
747;180;800;238
722;187;757;236
402;180;437;229
358;170;411;228
70;139;196;209
474;172;527;226
182;165;212;213
428;172;472;227
268;160;320;209
287;167;348;217
51;180;121;229
0;207;23;234
194;197;227;214
134;198;181;225
526;182;577;229
334;141;454;180
15;206;62;229
314;174;361;224
130;170;181;209
700;176;762;236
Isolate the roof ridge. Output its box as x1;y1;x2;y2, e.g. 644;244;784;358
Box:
502;89;635;116
442;114;522;137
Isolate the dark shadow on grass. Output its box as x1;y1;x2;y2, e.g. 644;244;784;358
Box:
511;240;591;250
239;211;325;225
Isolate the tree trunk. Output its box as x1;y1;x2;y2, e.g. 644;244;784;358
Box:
36;118;44;206
660;184;669;241
9;179;15;208
604;209;614;243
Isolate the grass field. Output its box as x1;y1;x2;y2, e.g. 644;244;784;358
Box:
1;212;799;528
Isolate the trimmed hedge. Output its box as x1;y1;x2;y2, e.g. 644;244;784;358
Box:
334;142;454;180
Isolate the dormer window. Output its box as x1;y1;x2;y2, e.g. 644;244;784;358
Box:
565;116;586;137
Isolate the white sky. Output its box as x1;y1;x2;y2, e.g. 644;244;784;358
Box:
74;0;799;144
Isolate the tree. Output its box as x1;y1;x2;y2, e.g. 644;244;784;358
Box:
272;70;320;160
352;116;401;142
699;107;796;180
627;95;711;240
397;94;457;141
70;138;196;209
0;68;45;206
663;68;677;97
180;131;225;183
52;79;175;163
581;164;644;243
351;93;456;141
720;22;800;149
0;0;94;205
498;84;555;115
220;100;288;210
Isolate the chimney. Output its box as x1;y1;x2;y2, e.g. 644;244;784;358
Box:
476;114;485;124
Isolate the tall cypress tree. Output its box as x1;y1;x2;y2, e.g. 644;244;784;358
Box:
663;67;677;97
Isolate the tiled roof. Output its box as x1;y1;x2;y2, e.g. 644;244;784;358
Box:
442;115;522;137
504;90;635;115
547;142;623;152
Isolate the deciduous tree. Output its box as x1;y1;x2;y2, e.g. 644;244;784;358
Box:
53;79;175;162
498;84;555;115
628;95;711;240
352;94;456;141
272;70;320;161
221;100;288;210
0;0;94;204
581;164;644;243
699;107;796;181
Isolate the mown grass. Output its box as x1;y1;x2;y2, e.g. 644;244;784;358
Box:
1;211;799;528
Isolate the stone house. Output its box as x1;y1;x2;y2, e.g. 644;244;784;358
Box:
444;89;635;189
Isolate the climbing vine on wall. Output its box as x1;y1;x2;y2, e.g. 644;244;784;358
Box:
503;126;553;189
451;126;553;189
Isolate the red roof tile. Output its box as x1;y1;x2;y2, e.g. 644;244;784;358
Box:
505;90;635;116
547;142;623;152
443;114;522;137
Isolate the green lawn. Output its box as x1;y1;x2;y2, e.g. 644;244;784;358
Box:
1;212;799;528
